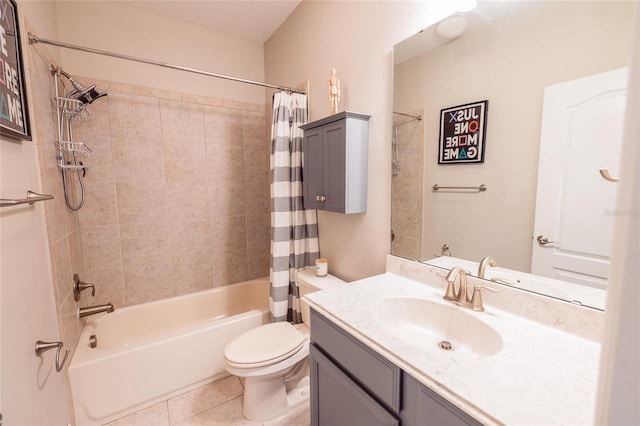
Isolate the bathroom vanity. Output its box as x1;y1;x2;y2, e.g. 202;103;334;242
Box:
305;255;603;425
310;308;481;425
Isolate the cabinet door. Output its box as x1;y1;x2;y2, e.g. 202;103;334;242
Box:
401;373;482;426
303;127;324;210
322;121;346;213
310;344;399;426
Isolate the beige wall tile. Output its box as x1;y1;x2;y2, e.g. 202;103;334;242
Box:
57;292;81;355
168;219;212;260
246;214;270;248
111;136;165;182
116;181;168;225
69;80;269;307
212;249;248;286
120;222;171;267
204;106;242;145
206;144;244;182
123;261;174;305
244;178;270;215
71;95;111;139
81;225;122;271
247;246;270;280
208;181;245;218
84;267;126;308
160;99;205;143
108;92;161;140
211;215;247;253
242;145;269;181
242;111;267;146
50;236;72;306
43;179;69;243
163;142;207;183
166;182;209;222
68;228;84;276
78;181;118;227
170;258;213;294
82;134;114;183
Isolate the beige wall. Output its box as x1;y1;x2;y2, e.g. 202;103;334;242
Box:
1;3;71;424
393;1;633;272
265;1;461;281
54;1;267;105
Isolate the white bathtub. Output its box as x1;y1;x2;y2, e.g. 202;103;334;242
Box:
69;278;270;426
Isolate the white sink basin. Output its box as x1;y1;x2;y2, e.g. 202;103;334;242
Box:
376;297;503;358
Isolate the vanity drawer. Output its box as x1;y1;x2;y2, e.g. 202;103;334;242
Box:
310;308;401;412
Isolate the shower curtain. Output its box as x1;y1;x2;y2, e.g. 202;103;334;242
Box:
270;91;320;323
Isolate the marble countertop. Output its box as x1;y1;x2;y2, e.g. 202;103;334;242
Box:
305;272;601;425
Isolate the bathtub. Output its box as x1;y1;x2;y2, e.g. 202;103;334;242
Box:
69;278;270;426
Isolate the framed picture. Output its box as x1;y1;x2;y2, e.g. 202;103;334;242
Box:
438;100;487;164
0;0;31;140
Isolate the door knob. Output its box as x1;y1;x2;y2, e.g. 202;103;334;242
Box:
536;235;557;246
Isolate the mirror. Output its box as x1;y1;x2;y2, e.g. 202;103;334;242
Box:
391;1;634;310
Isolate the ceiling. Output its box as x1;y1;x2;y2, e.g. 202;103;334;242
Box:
115;0;302;44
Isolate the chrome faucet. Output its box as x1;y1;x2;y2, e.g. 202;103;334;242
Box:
78;303;114;318
444;267;497;312
477;256;496;279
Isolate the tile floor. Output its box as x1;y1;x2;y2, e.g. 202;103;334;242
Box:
103;375;310;426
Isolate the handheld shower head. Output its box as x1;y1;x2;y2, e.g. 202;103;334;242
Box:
56;67;107;105
69;84;107;105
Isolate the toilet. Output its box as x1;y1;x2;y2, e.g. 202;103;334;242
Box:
224;267;346;421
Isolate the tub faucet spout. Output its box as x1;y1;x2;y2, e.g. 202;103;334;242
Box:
78;303;114;318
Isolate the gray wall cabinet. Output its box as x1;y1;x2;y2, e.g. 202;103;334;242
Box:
300;111;370;214
310;308;483;426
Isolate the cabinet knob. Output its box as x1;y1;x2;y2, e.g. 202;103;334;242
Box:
316;195;326;202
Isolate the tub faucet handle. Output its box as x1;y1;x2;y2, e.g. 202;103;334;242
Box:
73;273;95;301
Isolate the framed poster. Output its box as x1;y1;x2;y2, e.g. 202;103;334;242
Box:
438;100;487;164
0;0;31;140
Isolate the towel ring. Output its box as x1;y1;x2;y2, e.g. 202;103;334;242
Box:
35;340;69;372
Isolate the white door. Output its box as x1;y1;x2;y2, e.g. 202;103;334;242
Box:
531;67;628;289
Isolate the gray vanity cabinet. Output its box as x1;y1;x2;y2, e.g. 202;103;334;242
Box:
300;111;369;214
401;374;483;426
310;308;483;426
310;345;399;426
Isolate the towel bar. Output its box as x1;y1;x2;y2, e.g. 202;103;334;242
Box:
432;184;486;192
0;191;54;207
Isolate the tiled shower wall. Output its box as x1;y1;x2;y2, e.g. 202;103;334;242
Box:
391;110;424;260
71;79;271;308
28;37;86;363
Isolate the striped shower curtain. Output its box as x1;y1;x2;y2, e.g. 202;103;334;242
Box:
270;91;320;323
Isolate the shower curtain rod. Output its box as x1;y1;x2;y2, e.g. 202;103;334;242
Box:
28;33;305;94
393;111;422;121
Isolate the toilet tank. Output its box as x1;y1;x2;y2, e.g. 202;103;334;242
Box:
297;267;346;325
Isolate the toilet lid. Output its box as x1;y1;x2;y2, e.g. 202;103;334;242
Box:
224;322;305;368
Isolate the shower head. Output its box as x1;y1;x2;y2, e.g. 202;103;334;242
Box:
56;67;107;105
69;84;107;105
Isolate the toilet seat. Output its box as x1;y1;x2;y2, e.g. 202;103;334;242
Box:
225;322;305;368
